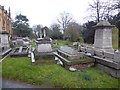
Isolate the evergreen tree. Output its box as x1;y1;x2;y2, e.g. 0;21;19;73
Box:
12;14;32;37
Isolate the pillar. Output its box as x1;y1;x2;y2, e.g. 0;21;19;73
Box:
94;20;115;49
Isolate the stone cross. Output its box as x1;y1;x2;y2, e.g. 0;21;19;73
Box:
93;20;115;49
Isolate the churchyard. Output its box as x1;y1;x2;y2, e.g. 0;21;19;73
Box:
0;20;120;88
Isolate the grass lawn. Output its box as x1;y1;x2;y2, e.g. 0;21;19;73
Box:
31;41;36;47
2;57;119;88
31;40;73;48
52;40;73;47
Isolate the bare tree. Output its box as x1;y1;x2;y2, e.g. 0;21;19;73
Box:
57;11;74;33
88;0;118;22
65;22;83;42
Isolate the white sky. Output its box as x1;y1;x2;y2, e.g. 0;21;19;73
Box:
0;0;92;27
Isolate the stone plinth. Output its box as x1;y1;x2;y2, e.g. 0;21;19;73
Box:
94;20;114;49
0;34;10;48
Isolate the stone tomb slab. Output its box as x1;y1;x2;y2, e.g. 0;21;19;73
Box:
60;46;78;55
10;46;29;57
56;46;95;66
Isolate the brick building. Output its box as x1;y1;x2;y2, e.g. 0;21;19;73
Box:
0;5;12;49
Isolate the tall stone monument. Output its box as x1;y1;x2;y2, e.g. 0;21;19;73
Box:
33;28;55;65
94;20;114;49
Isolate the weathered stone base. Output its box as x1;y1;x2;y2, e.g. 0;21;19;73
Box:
96;63;120;78
33;52;55;65
94;56;120;78
34;52;54;60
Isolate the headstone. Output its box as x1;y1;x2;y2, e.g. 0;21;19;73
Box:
94;20;114;49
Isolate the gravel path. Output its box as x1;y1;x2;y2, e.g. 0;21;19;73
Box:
1;78;51;89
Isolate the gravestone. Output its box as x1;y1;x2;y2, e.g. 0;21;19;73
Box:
94;20;114;49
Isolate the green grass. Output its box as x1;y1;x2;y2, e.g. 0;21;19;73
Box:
112;28;119;49
31;41;36;47
2;57;119;88
53;40;73;47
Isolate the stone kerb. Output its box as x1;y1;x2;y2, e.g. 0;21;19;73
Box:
94;49;104;58
104;51;114;60
113;50;120;62
79;46;86;53
78;45;95;56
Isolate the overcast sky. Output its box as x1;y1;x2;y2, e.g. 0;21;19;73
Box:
0;0;93;27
